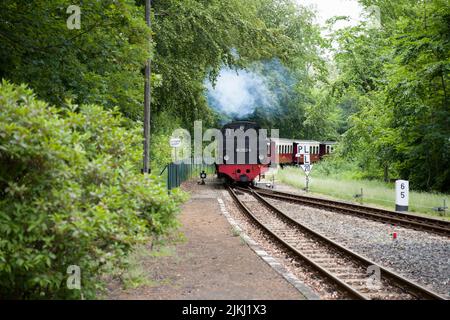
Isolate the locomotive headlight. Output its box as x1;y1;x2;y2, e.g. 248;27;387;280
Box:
224;155;230;161
259;154;265;160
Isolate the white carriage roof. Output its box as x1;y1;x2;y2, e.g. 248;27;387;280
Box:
295;140;321;144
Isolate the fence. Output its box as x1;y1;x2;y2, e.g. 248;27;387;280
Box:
160;160;216;191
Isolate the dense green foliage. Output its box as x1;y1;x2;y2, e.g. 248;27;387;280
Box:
151;0;285;128
328;0;449;191
0;0;316;170
0;82;186;298
0;0;150;119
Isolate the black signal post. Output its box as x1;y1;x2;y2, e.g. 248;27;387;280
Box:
143;0;152;174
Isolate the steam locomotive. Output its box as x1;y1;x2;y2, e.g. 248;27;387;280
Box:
215;121;335;183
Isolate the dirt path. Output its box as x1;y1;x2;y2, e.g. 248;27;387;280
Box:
106;180;306;300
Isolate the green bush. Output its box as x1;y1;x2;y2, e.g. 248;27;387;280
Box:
311;155;363;180
0;81;187;299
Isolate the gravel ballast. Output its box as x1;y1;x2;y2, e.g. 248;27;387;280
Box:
265;197;450;298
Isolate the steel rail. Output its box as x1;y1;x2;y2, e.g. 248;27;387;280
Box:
229;185;446;300
227;185;368;300
253;186;450;236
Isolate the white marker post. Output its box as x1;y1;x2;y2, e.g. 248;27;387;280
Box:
395;180;409;212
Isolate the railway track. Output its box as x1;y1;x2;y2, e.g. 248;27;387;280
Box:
252;186;450;237
227;185;446;300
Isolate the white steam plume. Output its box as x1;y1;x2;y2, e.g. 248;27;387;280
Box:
206;68;275;118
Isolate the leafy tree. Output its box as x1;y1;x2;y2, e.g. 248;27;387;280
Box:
328;0;449;191
234;1;333;141
149;0;302;129
0;0;150;119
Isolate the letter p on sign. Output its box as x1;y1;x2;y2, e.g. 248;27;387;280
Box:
395;180;409;212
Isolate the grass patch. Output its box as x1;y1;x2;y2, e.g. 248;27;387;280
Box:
115;231;185;290
150;245;176;258
274;167;449;219
119;245;153;289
